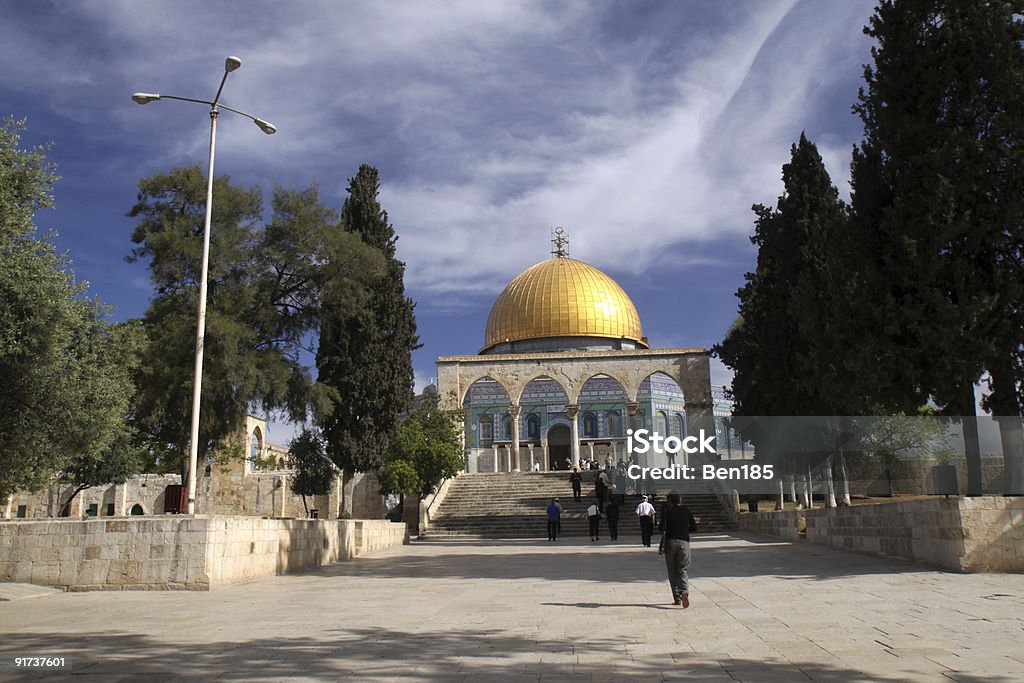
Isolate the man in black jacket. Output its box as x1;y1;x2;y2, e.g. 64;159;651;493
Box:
604;498;620;540
658;492;698;607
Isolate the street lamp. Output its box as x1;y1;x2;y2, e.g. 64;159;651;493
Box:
133;56;276;515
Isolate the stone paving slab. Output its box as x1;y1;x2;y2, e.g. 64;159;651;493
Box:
0;532;1021;681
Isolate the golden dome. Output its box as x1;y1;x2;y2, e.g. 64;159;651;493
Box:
483;256;645;352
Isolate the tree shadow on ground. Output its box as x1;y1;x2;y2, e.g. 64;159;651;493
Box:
301;534;924;585
1;627;1015;682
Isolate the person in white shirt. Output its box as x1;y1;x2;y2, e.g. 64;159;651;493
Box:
635;495;656;547
587;502;601;541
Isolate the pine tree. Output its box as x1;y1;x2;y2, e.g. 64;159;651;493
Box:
716;133;851;416
850;0;1024;494
316;165;420;514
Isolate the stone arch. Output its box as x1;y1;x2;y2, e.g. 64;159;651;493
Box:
463;376;510;450
129;503;145;516
509;372;572;406
526;414;541;441
455;370;515;406
546;422;572;470
249;426;264;472
578;374;627;437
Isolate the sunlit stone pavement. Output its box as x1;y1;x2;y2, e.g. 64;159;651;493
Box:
1;532;1022;681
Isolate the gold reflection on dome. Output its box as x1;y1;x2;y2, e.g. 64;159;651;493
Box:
483;256;645;352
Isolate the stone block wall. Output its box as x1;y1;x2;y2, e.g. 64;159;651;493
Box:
6;474;182;519
803;499;966;569
0;516;407;591
738;509;805;540
737;497;1024;572
957;497;1024;571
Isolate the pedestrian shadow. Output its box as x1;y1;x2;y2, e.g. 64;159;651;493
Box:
541;601;677;610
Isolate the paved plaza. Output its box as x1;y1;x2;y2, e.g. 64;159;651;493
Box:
1;532;1022;682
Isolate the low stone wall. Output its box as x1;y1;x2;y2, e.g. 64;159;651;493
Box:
737;497;1024;572
0;516;407;591
738;509;805;541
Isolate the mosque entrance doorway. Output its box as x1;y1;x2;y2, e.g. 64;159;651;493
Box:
547;424;570;470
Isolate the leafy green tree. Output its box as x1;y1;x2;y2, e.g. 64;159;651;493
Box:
128;168;380;484
716;134;852;416
0;118;140;500
378;396;463;501
317;164;420;514
288;428;336;516
850;0;1024;493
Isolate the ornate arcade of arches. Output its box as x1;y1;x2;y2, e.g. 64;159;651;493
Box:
437;347;713;472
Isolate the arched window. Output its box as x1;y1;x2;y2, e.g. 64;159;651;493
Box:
129;504;145;516
249;428;263;471
674;414;685;438
607;411;622;437
583;412;597;437
527;414;540;440
479;415;493;446
657;411;669;436
502;414;513;439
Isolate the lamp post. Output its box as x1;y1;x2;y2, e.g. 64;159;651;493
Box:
133;56;276;515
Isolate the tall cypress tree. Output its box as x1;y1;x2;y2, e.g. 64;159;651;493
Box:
317;164;420;513
850;0;1024;494
716;133;852;416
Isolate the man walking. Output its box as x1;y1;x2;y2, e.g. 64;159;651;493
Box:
569;469;583;502
605;497;620;540
635;495;656;547
658;492;698;607
595;471;608;512
587;502;601;541
546;497;562;541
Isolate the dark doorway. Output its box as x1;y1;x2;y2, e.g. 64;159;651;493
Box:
548;424;570;470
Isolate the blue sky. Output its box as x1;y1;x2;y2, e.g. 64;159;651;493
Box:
3;0;878;443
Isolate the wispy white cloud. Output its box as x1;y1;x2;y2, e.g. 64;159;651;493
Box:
2;0;876;310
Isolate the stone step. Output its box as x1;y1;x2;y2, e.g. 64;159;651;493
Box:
428;472;737;538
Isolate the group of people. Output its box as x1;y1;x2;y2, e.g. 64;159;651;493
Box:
545;490;697;608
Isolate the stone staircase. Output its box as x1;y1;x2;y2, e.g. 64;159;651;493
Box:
425;471;735;539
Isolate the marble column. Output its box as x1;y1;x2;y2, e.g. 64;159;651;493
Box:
509;404;521;472
528;444;535;471
492;444;499;472
566;405;581;467
542;439;549;471
625;402;640;463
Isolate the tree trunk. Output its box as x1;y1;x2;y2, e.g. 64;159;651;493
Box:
836;450;851;506
824;456;837;508
340;469;355;516
788;477;797;503
987;359;1024;496
805;467;813;509
302;494;309;516
776;480;784;511
957;383;983;496
61;484;88;517
995;417;1024;496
